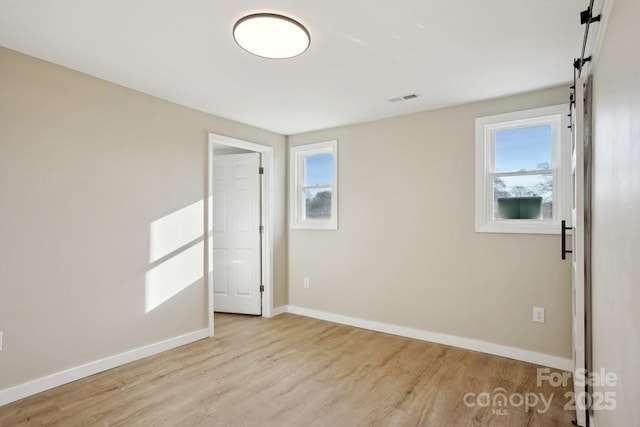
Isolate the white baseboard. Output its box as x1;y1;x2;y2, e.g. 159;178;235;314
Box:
0;328;209;407
285;305;572;371
271;305;288;316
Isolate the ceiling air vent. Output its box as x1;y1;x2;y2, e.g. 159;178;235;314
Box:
389;93;419;103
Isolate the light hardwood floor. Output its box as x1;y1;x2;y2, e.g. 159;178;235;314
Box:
0;313;576;426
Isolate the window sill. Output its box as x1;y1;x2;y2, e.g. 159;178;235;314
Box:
476;220;564;235
290;220;337;230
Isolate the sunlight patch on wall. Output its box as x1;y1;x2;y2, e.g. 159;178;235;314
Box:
149;200;204;262
146;200;205;313
145;241;204;313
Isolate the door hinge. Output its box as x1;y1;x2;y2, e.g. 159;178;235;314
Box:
259;225;264;233
260;285;264;292
259;166;264;175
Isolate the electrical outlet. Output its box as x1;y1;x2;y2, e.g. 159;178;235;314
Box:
533;307;545;323
303;277;310;289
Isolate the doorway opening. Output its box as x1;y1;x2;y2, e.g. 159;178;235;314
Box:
206;133;274;336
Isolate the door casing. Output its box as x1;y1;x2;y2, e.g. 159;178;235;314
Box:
207;133;275;336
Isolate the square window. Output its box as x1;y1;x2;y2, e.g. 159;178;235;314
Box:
476;105;570;234
290;140;338;229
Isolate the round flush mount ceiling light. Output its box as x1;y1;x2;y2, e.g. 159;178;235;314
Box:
233;13;310;59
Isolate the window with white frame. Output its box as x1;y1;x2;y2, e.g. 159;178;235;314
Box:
290;140;338;229
475;104;570;234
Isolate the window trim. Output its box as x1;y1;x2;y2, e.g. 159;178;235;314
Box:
475;104;570;234
289;140;338;230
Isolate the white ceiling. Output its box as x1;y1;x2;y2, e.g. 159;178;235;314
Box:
0;0;584;135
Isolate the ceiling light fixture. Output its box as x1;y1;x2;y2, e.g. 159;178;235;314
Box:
233;13;310;59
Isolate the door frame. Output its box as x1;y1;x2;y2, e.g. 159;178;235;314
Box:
206;133;275;336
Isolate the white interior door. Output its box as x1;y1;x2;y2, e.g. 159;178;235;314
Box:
570;76;587;426
212;152;262;315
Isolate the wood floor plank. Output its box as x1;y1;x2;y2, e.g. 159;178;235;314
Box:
0;313;576;426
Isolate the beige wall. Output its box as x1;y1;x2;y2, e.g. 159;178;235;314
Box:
0;46;286;390
591;0;640;424
288;86;572;358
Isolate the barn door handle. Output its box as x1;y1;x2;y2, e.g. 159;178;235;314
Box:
561;220;572;260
